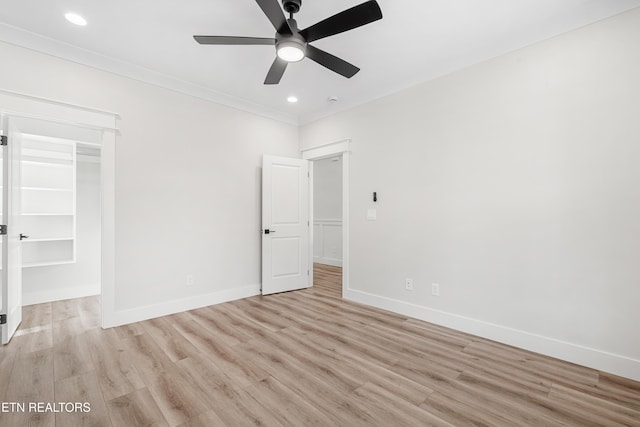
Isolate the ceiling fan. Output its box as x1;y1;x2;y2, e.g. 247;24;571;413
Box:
194;0;383;84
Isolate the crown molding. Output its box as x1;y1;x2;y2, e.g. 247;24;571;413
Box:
0;23;298;126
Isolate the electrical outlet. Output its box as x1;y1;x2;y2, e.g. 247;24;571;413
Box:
431;283;440;296
405;278;414;291
186;274;194;287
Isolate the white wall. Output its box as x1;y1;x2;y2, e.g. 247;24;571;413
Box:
300;9;640;380
313;157;342;266
23;158;101;304
0;40;298;323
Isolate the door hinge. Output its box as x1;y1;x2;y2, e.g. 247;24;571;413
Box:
307;270;310;276
0;135;7;146
0;225;6;235
0;314;6;325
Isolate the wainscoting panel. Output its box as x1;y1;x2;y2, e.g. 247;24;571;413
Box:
313;219;343;267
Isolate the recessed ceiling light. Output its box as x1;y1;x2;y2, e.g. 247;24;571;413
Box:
65;12;87;26
287;96;298;103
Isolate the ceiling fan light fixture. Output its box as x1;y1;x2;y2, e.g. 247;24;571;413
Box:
277;41;305;62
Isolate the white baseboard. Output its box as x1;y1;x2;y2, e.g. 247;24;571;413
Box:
344;287;640;382
23;283;101;306
110;284;261;327
313;257;343;267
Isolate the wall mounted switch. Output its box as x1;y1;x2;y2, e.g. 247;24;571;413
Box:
432;283;440;296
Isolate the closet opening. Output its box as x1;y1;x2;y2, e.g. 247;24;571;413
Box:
2;115;102;337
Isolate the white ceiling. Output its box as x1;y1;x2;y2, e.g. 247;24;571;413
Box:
2;0;640;124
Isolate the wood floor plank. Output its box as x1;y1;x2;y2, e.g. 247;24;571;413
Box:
548;383;640;426
120;333;176;385
175;354;224;386
52;316;85;343
352;382;454;427
280;325;434;406
54;370;112;427
107;388;169;427
53;332;95;381
140;317;200;362
85;327;146;401
171;318;268;387
77;296;102;330
230;297;302;332
243;375;331;426
51;298;80;322
4;349;55;427
18;302;52;330
188;381;284;427
178;409;228;427
146;366;212;427
7;326;52;354
1;264;639;427
186;306;254;347
113;322;146;339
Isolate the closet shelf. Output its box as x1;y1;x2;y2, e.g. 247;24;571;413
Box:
22;213;74;216
22;237;74;243
22;160;73;168
23;260;75;268
1;135;77;269
22;187;73;192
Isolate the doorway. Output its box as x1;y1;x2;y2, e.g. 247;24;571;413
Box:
303;139;350;298
312;156;343;296
1;89;117;343
1;115;102;343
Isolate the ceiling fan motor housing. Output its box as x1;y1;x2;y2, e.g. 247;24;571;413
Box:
275;30;307;57
282;0;302;14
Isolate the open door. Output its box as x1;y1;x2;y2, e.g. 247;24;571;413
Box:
262;155;310;295
1;117;23;344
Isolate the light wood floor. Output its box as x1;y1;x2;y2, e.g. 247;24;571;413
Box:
1;263;639;426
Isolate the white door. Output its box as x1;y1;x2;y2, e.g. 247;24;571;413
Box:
1;117;23;344
262;156;310;295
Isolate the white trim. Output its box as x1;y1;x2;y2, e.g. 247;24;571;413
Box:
308;161;314;288
100;129;116;328
302;139;350;160
111;284;261;327
303;140;350;294
23;283;100;306
0;25;297;126
0;88;119;119
314;218;343;224
344;287;640;382
0;89;119;131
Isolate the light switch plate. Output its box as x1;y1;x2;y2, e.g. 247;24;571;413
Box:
367;209;377;220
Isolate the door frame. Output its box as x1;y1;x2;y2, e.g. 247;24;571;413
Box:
0;89;117;329
302;139;350;296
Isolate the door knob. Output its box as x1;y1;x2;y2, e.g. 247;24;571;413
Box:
19;233;29;240
264;229;276;234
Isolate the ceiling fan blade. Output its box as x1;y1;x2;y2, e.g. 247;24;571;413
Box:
306;45;360;78
255;0;292;35
194;36;276;45
264;57;288;84
299;0;382;43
